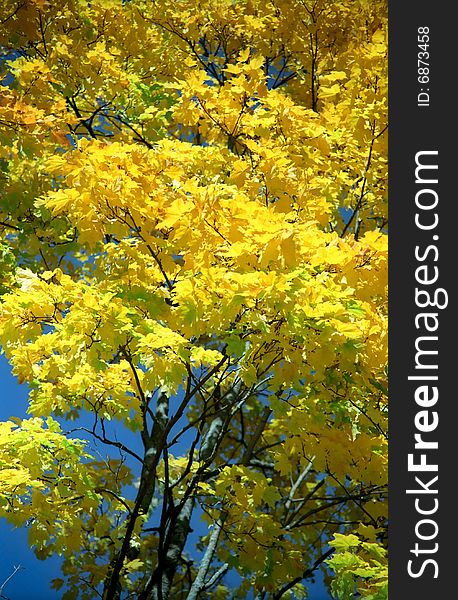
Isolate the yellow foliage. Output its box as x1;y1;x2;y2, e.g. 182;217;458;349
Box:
0;0;387;597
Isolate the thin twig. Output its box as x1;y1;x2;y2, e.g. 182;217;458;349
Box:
0;565;24;599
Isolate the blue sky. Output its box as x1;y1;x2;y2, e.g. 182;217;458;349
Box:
0;354;333;599
0;355;62;599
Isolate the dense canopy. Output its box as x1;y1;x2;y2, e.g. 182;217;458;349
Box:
0;1;387;599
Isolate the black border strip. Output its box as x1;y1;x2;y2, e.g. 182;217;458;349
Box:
389;3;455;597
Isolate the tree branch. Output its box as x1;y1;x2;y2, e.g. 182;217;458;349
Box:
0;565;23;600
272;548;334;599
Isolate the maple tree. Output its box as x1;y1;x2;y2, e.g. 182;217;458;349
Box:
0;1;387;599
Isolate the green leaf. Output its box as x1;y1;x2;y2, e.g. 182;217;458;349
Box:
51;578;65;591
329;533;361;551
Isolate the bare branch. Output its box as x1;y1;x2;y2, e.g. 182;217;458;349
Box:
0;565;24;600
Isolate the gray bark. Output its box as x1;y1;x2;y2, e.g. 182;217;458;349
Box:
140;497;195;600
185;517;225;600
